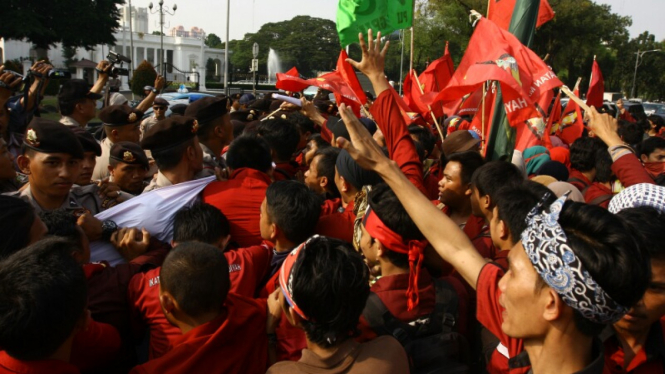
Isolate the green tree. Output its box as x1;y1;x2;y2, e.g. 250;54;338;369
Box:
205;33;223;48
206;58;217;81
62;46;78;69
2;0;123;52
151;31;165;36
131;60;157;97
228;16;340;78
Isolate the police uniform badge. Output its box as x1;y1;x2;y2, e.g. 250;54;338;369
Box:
128;112;138;123
123;151;136;163
25;129;40;147
192;120;199;134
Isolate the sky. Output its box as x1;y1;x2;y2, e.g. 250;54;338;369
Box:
141;0;664;43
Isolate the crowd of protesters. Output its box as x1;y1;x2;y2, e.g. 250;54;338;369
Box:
0;29;664;374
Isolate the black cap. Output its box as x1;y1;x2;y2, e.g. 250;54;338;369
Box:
99;105;144;127
184;97;229;127
110;141;149;167
153;98;169;107
169;104;188;116
58;79;102;105
229;109;258;123
70;127;102;156
23;118;84;159
140;116;199;152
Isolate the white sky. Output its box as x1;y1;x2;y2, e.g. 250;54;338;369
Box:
140;0;664;43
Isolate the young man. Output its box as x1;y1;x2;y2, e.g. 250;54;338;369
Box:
128;202;273;359
58;71;108;128
141;116;203;192
0;237;122;374
70;127;102;187
567;137;605;193
184;96;232;175
604;206;665;373
108;142;150;196
584;149;615;208
140;97;169;136
470;161;524;223
203;136;273;248
256;117;301;180
267;235;409;374
92;105;144;181
336;62;651;374
0;195;47;259
130;242;268;374
304;147;340;199
638;136;665;183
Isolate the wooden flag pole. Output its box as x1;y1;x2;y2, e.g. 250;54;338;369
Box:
561;86;591;113
573;77;582;92
409;27;414;72
413;71;445;143
481;81;487;144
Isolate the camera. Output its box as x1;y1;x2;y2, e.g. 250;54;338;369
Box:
106;51;131;78
46;70;72;79
0;70;27;91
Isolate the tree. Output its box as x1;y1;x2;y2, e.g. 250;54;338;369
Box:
206;58;217;81
152;31;165;36
2;0;123;52
131;60;157;97
228;16;340;78
205;33;223;48
62;46;78;69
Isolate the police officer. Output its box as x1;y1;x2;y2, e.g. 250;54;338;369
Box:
184;97;232;176
108;141;150;197
92;105;144;181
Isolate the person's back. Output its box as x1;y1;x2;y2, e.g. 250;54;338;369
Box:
203;136;273;247
266;235;409;374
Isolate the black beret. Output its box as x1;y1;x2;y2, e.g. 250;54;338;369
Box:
58;79;102;104
169;104;188;116
23;118;84;159
110;141;149;167
249;98;272;112
153;98;169;107
229;109;258;123
99;105;144;127
184;97;229;127
140;116;199;152
70;127;102;156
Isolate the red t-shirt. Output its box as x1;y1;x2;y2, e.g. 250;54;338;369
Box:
129;293;268;374
273;161;300;181
603;320;665;374
128;244;272;358
584;183;614;209
568;170;593;193
0;352;80;374
70;317;122;372
477;263;530;374
314;199;356;244
203;168;271;248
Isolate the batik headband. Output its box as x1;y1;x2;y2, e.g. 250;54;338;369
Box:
363;207;428;311
521;192;628;324
279;235;322;321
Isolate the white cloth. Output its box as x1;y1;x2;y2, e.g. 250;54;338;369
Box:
90;175;215;265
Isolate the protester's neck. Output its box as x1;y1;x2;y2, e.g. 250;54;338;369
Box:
340;189;358;206
613;323;651;357
176;310;223;335
306;337;346;358
47;333;75;363
30;184;68;210
582;170;595;183
200;139;222;159
275;237;296;253
447;201;472;223
379;258;409;277
161;165;196;185
524;325;594;374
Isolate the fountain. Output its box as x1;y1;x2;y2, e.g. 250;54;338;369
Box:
267;48;282;83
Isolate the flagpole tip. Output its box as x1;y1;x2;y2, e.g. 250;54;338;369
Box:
593;55;596;61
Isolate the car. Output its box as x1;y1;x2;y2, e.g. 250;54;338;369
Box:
642;102;665;116
140;93;216;120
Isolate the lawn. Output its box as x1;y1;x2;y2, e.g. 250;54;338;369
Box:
38;96;100;123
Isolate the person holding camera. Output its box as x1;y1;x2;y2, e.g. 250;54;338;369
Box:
59;60;112;128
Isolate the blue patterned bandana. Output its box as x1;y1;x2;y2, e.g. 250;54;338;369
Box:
521;193;628;324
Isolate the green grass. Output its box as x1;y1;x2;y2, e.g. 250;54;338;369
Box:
38;96;99;122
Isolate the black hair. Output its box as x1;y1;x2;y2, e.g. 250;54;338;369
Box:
638;136;665;158
446;150;486;185
570;137;606;172
648;115;665;133
617;206;665;261
543;202;650;336
618;120;645;146
471;161;524;206
593;148;613;183
600;103;617;118
408;124;436;158
0;196;36;259
628;105;647;122
256;118;300;162
58;98;85;116
160;242;230;318
39;209;79;241
495;181;556;245
151;138;195;171
291;236;369;347
0;237;87;360
288;112;317;136
308;133;331;150
173;203;230;245
225;135;273;173
265;181;321;244
368;183;425;268
313;147;341;198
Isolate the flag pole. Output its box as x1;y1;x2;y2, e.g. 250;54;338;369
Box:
561;86;591;112
482;81;487;146
413;71;445;143
409;27;414;72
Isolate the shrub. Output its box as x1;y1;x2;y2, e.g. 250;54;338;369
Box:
131;60;157;97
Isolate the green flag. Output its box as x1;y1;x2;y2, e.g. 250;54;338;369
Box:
484;0;540;161
336;0;414;48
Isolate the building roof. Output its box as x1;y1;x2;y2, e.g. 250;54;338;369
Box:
70;58;98;69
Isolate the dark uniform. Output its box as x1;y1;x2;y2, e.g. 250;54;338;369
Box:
92;105;145;181
184;96;231;175
109;141;150;198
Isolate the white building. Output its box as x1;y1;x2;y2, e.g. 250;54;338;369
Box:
0;5;226;91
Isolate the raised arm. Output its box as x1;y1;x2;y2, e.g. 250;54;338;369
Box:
336;101;486;289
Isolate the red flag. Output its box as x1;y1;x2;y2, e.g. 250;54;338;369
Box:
586;58;604;109
419;42;455;94
468;85;497;154
423;18;562;126
404;70;429;115
558;89;584;146
337;50;367;105
275;67;309;92
542;91;562;148
488;0;555;31
456;89;484;117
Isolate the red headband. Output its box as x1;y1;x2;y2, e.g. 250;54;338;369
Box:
279;237;316;321
363;208;428;311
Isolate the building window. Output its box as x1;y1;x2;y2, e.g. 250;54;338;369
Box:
147;48;155;66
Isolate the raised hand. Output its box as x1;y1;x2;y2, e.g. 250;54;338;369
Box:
335;103;391;173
